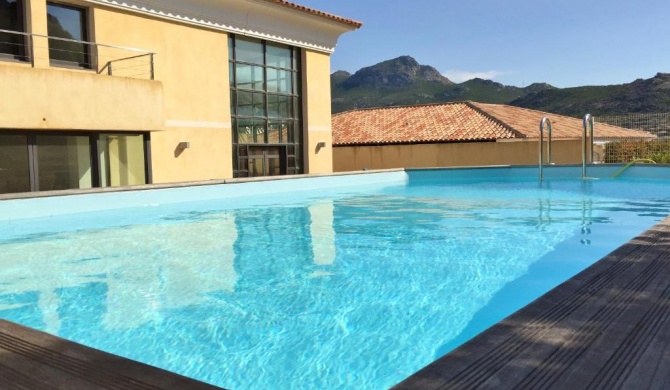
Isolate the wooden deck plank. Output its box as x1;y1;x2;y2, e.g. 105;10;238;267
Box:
0;320;222;390
394;217;670;390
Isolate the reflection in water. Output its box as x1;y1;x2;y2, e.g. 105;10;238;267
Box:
309;201;336;269
0;214;239;331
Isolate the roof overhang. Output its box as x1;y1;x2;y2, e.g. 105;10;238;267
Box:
83;0;361;53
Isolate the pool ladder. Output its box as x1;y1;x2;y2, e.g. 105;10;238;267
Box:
538;117;552;181
582;114;595;179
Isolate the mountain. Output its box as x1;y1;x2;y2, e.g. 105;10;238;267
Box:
331;56;555;113
510;73;670;117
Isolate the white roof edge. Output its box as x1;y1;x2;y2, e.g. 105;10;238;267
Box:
83;0;357;53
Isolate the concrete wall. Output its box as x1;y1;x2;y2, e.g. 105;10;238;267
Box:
0;0;337;185
333;139;598;171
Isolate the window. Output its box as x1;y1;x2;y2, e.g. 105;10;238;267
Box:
0;132;150;194
47;2;90;68
229;35;302;178
0;0;27;61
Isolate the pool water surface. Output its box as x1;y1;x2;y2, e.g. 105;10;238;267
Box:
0;172;669;389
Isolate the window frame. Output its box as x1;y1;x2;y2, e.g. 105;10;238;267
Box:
0;130;151;193
229;35;303;178
46;1;93;69
0;0;29;62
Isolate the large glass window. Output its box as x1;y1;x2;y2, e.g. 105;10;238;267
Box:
0;132;150;194
0;135;30;194
229;35;302;178
36;135;92;191
47;2;90;68
98;134;146;187
0;0;27;60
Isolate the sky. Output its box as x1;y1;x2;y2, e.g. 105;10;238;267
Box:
297;0;670;88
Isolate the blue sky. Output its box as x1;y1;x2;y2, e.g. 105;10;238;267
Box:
297;0;670;88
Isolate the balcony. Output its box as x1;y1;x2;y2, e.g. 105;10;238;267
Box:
0;28;156;79
0;29;163;132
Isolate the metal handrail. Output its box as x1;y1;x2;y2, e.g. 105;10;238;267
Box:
539;117;552;181
0;28;154;54
583;114;595;179
0;28;155;79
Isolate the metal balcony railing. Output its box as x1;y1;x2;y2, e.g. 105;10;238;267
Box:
0;28;156;80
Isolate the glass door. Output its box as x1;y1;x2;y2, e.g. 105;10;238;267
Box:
248;146;283;177
0;135;31;194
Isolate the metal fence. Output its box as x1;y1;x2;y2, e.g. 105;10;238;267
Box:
595;113;670;163
0;28;155;80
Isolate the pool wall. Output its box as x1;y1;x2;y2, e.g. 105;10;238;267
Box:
0;170;408;221
1;164;669;222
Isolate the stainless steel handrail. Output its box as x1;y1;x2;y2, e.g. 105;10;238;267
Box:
539;117;552;181
0;28;155;79
583;114;595;179
0;28;154;54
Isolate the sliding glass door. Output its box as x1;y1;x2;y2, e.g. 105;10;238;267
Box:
0;135;31;194
36;135;92;191
0;132;150;194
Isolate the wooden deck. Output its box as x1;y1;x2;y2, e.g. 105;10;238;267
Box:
0;320;221;390
394;216;670;390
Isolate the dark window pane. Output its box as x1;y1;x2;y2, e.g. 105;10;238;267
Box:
287;145;295;155
47;2;89;67
236;64;264;91
288;156;295;168
230;90;236;116
229;62;234;87
267;69;291;93
238;91;265;117
266;43;291;68
238;146;248;157
36;135;92;191
232;145;238;171
268;94;290;118
235;37;263;64
253;121;266;144
287;121;295;143
237;119;253;143
0;0;26;60
227;36;233;61
268;121;280;144
0;134;30;194
253;93;265;116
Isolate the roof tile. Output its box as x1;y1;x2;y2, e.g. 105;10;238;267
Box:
332;102;654;146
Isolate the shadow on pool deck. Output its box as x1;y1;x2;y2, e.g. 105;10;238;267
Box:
394;216;670;390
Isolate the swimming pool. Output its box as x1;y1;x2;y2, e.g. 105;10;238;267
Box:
0;166;669;389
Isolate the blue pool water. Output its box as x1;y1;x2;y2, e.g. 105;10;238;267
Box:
1;170;670;389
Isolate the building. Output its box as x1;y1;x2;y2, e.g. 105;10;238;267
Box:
0;0;360;194
332;102;655;171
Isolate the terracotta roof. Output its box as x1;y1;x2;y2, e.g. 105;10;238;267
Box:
261;0;362;28
332;103;518;146
332;102;655;146
470;103;655;140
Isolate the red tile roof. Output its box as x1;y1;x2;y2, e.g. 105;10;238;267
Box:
470;103;654;140
332;102;654;146
261;0;362;28
332;103;519;146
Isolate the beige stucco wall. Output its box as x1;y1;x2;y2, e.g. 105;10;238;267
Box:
333;139;592;171
1;1;337;185
92;7;232;183
302;50;333;174
0;65;163;131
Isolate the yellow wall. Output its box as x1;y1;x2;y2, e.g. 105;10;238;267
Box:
92;7;232;183
0;0;337;186
333;139;597;171
0;65;163;131
302;50;333;174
